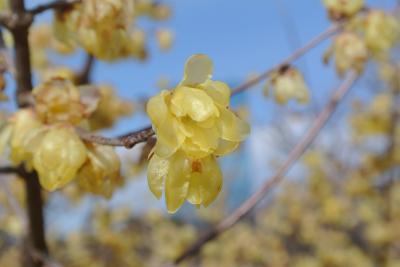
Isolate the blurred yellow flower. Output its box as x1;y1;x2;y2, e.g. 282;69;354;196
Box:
268;68;310;105
364;10;399;57
33;126;87;191
77;143;122;198
323;0;364;19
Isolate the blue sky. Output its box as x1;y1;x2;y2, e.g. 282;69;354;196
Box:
89;0;396;134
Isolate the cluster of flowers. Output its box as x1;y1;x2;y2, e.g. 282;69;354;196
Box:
54;0;172;61
146;55;250;213
323;0;399;76
0;76;132;198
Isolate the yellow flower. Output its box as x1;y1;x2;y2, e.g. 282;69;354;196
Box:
322;0;364;19
147;54;250;159
54;0;140;61
33;77;86;125
33;126;87;191
88;85;134;131
77;143;122;198
148;151;222;213
330;32;368;76
156;29;174;51
364;11;399;57
268;68;310;105
9;109;46;169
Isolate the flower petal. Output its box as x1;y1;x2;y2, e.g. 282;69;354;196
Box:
170;86;218;122
201;80;231;107
146;90;170;128
147;154;169;199
218;107;250;142
214;139;239;156
154;116;185;158
165;152;191;213
181;54;213;86
187;156;222;207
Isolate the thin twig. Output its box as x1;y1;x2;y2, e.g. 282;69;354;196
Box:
171;71;358;265
76;54;95;85
232;23;341;95
28;0;80;16
78;24;341;148
76;126;155;148
0;166;20;174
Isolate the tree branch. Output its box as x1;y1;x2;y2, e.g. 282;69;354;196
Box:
76;54;95;85
172;71;359;265
76;126;154;148
78;24;341;148
0;166;20;174
9;1;49;266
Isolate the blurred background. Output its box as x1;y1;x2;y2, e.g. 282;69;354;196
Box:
0;0;400;266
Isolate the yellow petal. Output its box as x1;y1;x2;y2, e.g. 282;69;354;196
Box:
154;115;185;158
147;154;169;199
183;121;219;152
77;144;121;198
201;80;231;107
146;90;170;128
33;126;87;191
170;86;218;122
187;156;222;207
218;107;250;142
165;151;190;213
181;54;213;86
214;139;239;156
181;139;212;159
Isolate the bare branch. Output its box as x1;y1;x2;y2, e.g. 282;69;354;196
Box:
28;0;80;16
0;166;20;174
232;23;341;95
78;24;341;148
172;71;359;265
76;54;95;85
77;126;155;148
9;1;49;266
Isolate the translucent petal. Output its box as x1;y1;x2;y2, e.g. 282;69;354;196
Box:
147;154;169;199
33;127;87;191
181;139;212;159
187;156;222;207
146;90;169;128
154;115;185;158
214;139;239;156
165;152;191;213
181;54;213;86
218;107;250;142
10;110;43;165
170;86;218;122
182;121;219;152
201;80;231;107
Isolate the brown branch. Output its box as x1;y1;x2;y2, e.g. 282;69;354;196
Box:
78;24;341;148
77;126;154;148
76;54;95;85
172;71;359;265
0;166;20;174
28;0;80;16
10;0;33;107
9;1;49;266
